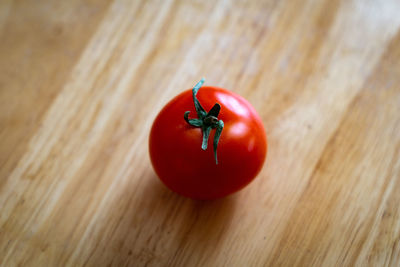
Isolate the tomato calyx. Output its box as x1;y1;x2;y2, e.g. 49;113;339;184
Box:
183;78;224;164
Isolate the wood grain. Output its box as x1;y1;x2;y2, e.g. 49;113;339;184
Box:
1;0;400;266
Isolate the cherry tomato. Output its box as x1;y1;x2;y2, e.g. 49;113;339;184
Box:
149;79;267;200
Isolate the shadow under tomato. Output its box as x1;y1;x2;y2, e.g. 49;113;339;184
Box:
86;168;237;266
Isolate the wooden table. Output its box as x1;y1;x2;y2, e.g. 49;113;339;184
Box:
1;0;400;266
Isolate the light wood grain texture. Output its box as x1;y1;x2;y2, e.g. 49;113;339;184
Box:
1;0;400;266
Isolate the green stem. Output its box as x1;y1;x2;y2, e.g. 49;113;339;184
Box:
183;78;224;164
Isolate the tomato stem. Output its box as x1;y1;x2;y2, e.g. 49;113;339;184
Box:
183;78;224;164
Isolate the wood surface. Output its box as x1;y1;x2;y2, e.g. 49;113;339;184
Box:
1;0;400;266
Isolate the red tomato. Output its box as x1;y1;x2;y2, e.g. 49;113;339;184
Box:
149;80;267;200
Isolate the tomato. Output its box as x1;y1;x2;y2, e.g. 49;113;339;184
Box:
149;79;267;200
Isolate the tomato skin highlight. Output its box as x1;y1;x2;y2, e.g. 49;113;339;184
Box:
149;86;267;200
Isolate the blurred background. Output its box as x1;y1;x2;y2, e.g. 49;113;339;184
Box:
1;0;400;266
